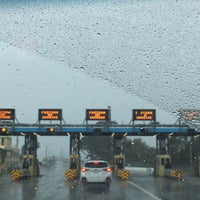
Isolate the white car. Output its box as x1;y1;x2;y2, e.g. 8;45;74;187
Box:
80;160;112;186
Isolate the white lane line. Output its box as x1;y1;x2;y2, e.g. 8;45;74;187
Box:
127;181;162;200
56;182;65;188
183;179;200;185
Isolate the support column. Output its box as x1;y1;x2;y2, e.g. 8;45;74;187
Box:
23;134;39;178
156;135;169;155
65;134;80;180
155;135;171;177
113;135;129;179
113;135;124;155
70;134;80;155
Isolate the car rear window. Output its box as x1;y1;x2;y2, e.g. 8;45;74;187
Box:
85;162;108;168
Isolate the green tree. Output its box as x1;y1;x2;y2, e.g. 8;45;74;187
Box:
125;138;156;167
168;137;189;167
168;136;200;167
80;136;113;162
80;136;156;167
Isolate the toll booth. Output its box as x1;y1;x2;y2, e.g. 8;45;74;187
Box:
191;156;200;176
65;155;80;180
23;155;39;178
11;154;39;180
11;134;40;180
65;135;81;180
155;135;183;179
112;134;130;180
155;135;171;177
113;155;129;179
198;156;200;176
70;154;80;172
114;155;124;175
155;154;171;177
155;154;183;179
22;155;31;178
22;134;39;178
196;156;200;176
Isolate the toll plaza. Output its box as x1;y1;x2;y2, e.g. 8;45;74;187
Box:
0;108;200;180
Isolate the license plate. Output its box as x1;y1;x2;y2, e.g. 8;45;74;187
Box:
92;169;99;173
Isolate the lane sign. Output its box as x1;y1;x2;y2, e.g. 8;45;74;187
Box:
38;109;62;120
0;109;15;120
86;109;109;121
133;109;156;121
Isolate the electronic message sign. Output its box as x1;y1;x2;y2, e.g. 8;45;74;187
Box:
179;109;200;121
0;109;15;120
38;109;62;120
133;109;156;121
86;109;109;121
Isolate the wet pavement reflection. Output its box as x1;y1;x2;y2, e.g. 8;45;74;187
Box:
0;162;200;200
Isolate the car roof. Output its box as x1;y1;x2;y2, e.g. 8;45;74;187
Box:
85;160;108;163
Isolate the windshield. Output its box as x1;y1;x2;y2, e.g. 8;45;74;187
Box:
0;0;200;200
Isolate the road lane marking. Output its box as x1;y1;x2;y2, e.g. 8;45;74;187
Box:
127;181;162;200
56;182;65;188
183;179;200;185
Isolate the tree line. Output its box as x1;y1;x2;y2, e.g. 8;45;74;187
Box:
80;136;200;167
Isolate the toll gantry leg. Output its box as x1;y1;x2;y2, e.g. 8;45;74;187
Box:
113;135;129;180
11;134;40;180
65;134;81;180
193;155;200;176
156;135;169;155
155;135;183;179
22;134;39;178
198;156;200;176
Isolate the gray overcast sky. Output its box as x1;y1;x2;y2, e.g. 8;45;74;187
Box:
0;0;199;114
1;41;176;160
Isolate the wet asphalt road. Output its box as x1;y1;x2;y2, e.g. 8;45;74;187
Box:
0;161;200;200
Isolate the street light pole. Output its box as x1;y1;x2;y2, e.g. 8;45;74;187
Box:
189;139;193;175
45;145;48;166
44;143;54;167
190;142;193;165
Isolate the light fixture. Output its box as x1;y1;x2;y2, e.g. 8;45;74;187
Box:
66;132;70;136
123;132;128;137
111;132;115;137
33;132;40;137
194;135;200;138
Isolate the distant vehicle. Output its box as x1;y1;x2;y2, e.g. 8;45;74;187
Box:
80;160;112;186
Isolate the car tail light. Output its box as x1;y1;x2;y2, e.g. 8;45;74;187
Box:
104;167;112;172
93;161;99;165
81;168;88;172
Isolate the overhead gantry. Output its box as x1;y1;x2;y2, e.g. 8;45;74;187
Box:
0;108;200;180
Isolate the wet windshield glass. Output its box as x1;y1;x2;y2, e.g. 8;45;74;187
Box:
0;1;200;200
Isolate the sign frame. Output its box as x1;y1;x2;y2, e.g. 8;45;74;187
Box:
132;109;156;121
86;109;110;121
38;109;62;121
